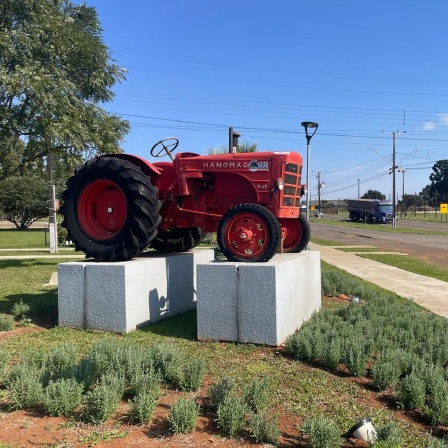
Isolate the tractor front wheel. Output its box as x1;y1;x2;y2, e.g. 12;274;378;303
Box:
61;157;162;261
217;204;281;262
278;214;310;253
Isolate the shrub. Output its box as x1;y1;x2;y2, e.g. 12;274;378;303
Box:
82;375;123;424
84;338;126;380
43;378;83;417
372;354;402;391
216;395;247;437
178;359;206;392
321;336;341;371
249;411;280;444
300;415;341;448
243;378;270;413
208;377;236;410
0;314;14;331
11;299;30;320
427;382;448;425
128;386;160;425
0;348;10;383
285;328;315;362
150;343;185;386
344;340;369;377
167;396;199;434
44;344;80;382
372;421;402;447
73;358;97;391
129;369;161;398
7;365;44;410
397;372;426;409
426;436;448;448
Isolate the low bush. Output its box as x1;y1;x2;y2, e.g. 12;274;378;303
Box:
81;374;123;424
397;371;426;409
43;378;83;417
7;364;44;410
372;351;403;391
300;415;341;448
0;314;14;331
249;410;280;444
167;396;199;434
178;359;206;392
11;299;30;320
208;377;236;410
128;385;160;425
216;395;247;437
243;378;270;413
372;421;402;447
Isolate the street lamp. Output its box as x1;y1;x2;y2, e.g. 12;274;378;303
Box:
301;121;319;221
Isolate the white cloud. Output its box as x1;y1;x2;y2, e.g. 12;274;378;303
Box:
422;121;436;130
437;113;448;126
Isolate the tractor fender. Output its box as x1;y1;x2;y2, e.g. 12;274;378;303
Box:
97;154;162;181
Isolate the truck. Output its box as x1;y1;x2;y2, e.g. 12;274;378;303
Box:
60;136;311;263
347;199;393;223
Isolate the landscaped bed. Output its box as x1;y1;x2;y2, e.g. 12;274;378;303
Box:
0;257;447;447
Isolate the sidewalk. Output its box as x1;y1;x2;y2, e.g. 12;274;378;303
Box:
310;243;448;318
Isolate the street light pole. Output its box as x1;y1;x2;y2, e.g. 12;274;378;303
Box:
392;132;397;228
301;122;319;222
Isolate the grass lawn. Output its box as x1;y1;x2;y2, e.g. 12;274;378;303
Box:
0;228;49;248
358;253;448;282
310;217;448;235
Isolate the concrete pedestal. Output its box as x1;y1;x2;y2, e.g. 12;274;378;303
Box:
196;251;321;346
58;249;214;333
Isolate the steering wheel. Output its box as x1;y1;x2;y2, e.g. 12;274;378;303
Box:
150;137;179;161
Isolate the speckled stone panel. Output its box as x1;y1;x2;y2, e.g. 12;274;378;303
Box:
58;249;214;333
196;251;321;345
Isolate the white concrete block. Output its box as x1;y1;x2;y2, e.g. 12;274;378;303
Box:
197;251;321;346
58;249;214;333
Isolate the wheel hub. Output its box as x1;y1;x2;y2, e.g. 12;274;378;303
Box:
226;213;268;258
238;228;254;241
78;180;127;240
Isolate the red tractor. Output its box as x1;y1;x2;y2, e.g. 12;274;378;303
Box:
61;137;310;263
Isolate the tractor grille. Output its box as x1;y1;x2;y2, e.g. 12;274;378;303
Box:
282;163;301;207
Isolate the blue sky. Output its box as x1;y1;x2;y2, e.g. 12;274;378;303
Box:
87;0;448;202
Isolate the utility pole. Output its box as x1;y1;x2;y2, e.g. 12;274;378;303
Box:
357;179;360;198
46;151;58;254
317;171;325;213
381;130;402;229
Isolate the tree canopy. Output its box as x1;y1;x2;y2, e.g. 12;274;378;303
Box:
206;140;258;155
419;160;448;206
0;0;129;180
0;175;48;228
361;189;385;200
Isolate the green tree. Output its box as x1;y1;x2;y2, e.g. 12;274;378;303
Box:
0;0;130;180
319;200;334;209
206;140;258;155
0;176;48;228
429;160;448;204
361;190;385;200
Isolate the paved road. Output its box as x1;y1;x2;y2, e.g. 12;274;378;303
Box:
310;219;448;269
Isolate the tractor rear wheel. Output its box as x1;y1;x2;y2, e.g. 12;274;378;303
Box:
150;227;203;253
217;203;281;262
61;157;162;261
278;214;310;253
